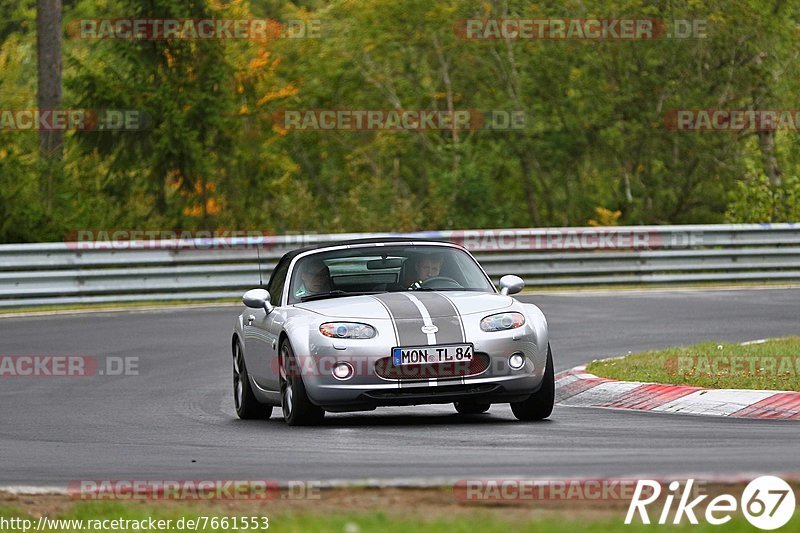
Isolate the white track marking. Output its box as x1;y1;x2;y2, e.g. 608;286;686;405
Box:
652;389;778;416
558;381;642;407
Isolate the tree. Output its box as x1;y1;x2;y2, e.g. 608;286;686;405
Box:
36;0;62;212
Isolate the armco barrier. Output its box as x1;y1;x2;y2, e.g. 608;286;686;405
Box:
0;224;798;308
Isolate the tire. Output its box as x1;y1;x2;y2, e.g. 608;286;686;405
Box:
510;344;555;421
280;340;325;426
233;340;273;420
454;401;491;414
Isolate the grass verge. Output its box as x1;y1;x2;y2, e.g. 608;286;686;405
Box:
0;299;239;317
522;281;800;293
1;496;796;533
587;336;800;390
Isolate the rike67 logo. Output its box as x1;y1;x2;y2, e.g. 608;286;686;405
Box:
626;476;795;530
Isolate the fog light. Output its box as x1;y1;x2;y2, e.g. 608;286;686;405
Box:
332;362;354;380
508;353;525;370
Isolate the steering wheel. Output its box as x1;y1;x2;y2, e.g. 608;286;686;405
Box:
418;276;463;290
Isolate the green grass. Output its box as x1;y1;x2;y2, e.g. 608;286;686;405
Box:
521;280;800;293
0;299;239;316
1;501;797;532
587;337;800;391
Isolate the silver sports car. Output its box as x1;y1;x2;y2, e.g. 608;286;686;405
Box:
231;238;554;425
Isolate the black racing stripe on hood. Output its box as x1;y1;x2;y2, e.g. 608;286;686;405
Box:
371;293;427;346
413;292;466;343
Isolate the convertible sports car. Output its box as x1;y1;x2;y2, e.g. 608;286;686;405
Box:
230;238;554;425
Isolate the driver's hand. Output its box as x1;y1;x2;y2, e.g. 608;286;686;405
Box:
409;280;423;290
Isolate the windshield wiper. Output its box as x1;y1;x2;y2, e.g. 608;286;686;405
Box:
300;290;381;302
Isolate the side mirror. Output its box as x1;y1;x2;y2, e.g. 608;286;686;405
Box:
499;275;525;296
242;288;273;313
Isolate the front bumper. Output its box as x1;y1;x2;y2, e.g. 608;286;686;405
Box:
324;376;544;412
297;322;547;411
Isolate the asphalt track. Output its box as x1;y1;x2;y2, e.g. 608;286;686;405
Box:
1;287;799;485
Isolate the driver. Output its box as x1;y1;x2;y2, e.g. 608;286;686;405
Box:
294;257;331;298
408;253;444;289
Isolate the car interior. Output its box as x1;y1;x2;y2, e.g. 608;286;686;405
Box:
326;254;468;293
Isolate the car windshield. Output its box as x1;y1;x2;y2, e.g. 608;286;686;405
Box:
287;245;495;304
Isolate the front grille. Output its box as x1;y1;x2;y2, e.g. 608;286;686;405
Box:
374;352;491;380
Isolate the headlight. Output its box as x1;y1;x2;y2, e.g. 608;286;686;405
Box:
320;322;376;339
480;312;525;332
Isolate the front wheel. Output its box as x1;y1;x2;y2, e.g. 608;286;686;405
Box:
280;341;325;426
510;344;555;421
233;341;272;420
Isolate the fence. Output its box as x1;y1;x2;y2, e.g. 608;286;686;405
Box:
0;224;798;308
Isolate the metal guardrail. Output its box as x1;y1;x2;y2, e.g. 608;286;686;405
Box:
0;223;798;308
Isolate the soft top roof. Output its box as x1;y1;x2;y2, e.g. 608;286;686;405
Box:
275;237;458;262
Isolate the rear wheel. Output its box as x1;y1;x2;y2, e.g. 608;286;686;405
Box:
510;344;555;421
454;401;490;414
280;341;325;426
233;340;272;420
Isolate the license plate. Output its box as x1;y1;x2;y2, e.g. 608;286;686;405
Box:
392;344;474;366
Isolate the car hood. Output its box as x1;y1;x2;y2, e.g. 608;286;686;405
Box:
294;291;514;320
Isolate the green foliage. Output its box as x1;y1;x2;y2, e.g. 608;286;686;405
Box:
725;174;800;223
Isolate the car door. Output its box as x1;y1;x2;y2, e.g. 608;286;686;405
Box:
243;258;288;391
